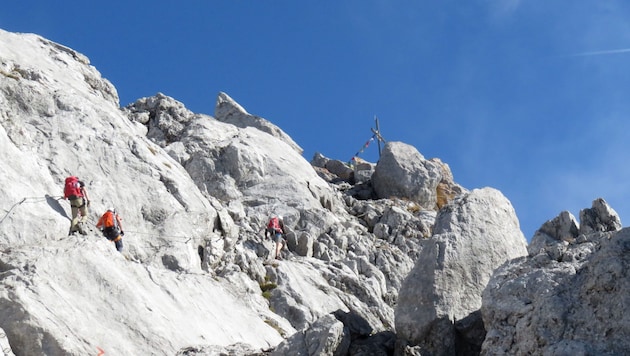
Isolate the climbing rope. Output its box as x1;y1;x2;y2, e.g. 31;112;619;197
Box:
1;196;197;245
0;196;62;226
123;230;192;243
0;329;11;355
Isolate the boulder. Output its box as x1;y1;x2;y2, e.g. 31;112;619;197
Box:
352;158;375;185
371;142;443;209
271;314;348;356
325;159;354;181
395;187;528;355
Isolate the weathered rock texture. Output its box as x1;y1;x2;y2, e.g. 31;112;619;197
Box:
0;29;290;355
372;142;464;210
0;28;452;355
4;27;627;356
482;199;627;355
395;188;528;355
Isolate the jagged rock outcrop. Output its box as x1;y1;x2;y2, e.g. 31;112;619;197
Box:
528;198;622;256
395;188;528;355
482;198;627;355
311;153;376;200
311;153;354;182
214;91;303;155
579;197;622;235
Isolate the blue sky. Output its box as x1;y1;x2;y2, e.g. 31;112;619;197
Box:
3;1;630;239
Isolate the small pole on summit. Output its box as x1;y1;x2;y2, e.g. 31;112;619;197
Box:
371;116;386;159
348;116;387;165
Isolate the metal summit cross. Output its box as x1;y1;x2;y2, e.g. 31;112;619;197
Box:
349;116;387;165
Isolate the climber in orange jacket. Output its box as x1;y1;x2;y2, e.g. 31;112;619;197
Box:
96;208;124;252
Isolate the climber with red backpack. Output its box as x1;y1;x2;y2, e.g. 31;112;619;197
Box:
265;215;285;260
63;176;91;235
96;208;124;252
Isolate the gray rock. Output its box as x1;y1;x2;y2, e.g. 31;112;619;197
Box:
528;211;578;256
311;152;330;168
352;159;376;184
215;92;303;155
176;342;268;356
539;210;579;241
333;309;373;338
296;232;314;257
272;314;348;356
372;141;443;209
482;227;630;355
579;197;622;235
395;188;528;355
325;159;354;181
348;331;396;356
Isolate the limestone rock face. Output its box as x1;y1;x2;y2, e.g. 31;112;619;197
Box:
482;226;630;355
482;198;627;355
0;28;436;355
12;26;627;356
0;29;288;355
395;188;528;355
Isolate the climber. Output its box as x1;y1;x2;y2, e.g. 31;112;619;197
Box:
265;215;285;260
96;208;124;252
63;176;90;235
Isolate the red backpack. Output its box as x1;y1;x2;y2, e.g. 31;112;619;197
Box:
64;176;83;199
267;217;281;233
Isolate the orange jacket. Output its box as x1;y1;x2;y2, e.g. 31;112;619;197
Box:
96;210;123;232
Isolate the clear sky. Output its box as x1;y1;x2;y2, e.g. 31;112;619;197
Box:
3;1;630;239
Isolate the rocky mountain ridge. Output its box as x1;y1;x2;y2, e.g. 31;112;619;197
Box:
0;28;628;356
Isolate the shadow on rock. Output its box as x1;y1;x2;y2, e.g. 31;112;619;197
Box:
46;194;69;220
